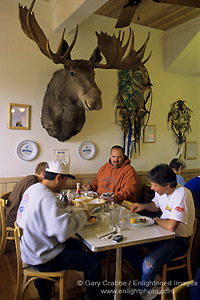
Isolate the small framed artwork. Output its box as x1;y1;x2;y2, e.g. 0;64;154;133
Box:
8;103;30;130
54;149;70;163
185;141;197;159
143;125;155;143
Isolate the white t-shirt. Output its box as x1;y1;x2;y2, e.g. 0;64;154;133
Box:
152;184;195;237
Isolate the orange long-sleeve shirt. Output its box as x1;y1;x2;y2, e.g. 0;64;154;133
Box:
89;156;138;203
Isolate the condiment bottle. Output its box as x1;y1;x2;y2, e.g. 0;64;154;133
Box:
76;183;81;197
67;189;71;199
60;192;68;207
64;189;73;211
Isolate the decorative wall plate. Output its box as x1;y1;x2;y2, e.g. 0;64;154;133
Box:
17;140;38;161
78;141;96;160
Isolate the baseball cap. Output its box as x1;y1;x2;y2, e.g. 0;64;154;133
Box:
45;161;75;179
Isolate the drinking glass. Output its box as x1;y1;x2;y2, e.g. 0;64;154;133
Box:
120;209;132;230
110;207;121;226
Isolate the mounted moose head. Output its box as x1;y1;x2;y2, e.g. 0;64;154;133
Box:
19;0;151;142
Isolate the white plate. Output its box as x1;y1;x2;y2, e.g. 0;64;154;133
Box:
129;216;154;227
85;217;99;226
78;141;96;160
17;140;38;161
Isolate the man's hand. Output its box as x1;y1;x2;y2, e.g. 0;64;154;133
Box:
84;209;90;220
82;184;90;191
131;201;159;213
130;203;145;213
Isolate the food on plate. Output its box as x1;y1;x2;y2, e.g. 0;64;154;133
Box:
135;218;147;223
88;217;96;223
130;217;147;224
130;218;136;224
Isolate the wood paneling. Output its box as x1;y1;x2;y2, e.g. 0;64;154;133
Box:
0;168;199;201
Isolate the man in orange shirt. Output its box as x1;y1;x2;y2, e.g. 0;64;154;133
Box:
83;145;138;203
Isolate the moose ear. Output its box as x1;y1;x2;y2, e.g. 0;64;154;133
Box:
89;46;103;63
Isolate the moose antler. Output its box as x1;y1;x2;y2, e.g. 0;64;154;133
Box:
94;29;151;70
19;0;77;66
19;0;151;70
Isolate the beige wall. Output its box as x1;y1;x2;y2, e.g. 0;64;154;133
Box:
0;1;200;178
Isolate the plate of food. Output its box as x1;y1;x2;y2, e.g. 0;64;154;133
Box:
129;216;154;227
85;216;99;226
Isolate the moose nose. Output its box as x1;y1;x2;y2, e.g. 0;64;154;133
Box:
94;99;102;110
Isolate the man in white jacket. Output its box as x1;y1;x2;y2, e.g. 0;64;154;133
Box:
17;160;103;300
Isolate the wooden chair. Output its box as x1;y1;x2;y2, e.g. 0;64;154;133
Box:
161;218;198;300
14;223;68;300
143;183;155;203
172;280;193;300
0;192;15;257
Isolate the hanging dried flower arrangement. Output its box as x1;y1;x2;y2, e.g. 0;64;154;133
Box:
167;100;192;155
115;65;152;157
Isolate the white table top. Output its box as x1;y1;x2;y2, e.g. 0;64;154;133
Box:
77;217;175;252
76;210;175;300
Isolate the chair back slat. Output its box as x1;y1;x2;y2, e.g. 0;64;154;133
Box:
1;192;11;200
14;224;24;300
0;193;14;257
188;218;198;254
0;199;7;256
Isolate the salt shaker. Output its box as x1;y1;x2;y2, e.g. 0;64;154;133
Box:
60;192;68;207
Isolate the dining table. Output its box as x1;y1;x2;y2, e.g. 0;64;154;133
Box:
76;206;175;300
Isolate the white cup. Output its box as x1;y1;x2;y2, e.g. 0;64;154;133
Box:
100;213;110;226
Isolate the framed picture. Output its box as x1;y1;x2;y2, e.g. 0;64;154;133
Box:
143;125;155;143
54;149;70;163
8;103;30;130
185;141;197;159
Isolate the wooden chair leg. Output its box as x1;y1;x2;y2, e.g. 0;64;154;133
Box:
161;264;167;300
15;276;23;300
0;236;7;257
186;256;193;280
59;277;65;300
